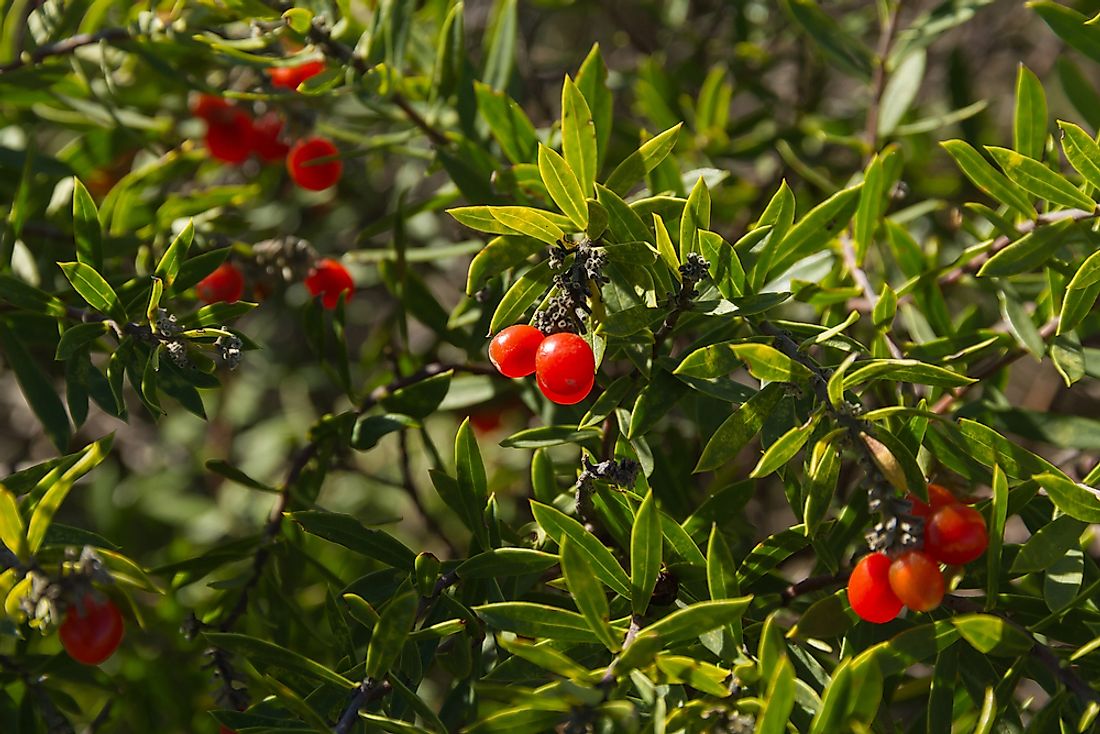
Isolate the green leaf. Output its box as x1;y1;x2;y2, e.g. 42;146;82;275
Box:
676;342;813;384
474;602;598;642
1011;514;1086;573
1059;247;1100;334
351;413;417;451
977;218;1074;277
679;177;711;260
560;77;597;196
843;359;975;389
288;511;415;569
0;484;27;561
1044;547;1083;612
706;525;742;653
1034;472;1100;523
1031;2;1100;64
466;235;545;295
204;460;277;493
204;632;353;687
456;548;559;579
496;635;592;681
537;146;588;231
986;146;1096;211
756;656;796;734
750;413;819;479
490;259;554;333
530;500;630;598
490;206;568;244
940;139;1035;218
559;536;619;651
455;416;487;500
154;220;194;289
380;370;452;420
0;275;67;317
1057;58;1100;130
999;286;1045;357
72;178;102;271
853;152;888;261
481;0;517;90
365;590;418;678
770;184;862;277
951;615;1032;657
782;0;874;78
575;43;613;168
1014;65;1048;160
987;465;1008;605
58;261;124;321
1052;332;1085;386
878;50;926;136
630;490;661;616
474;82;537;164
1058;120;1100;191
804;431;843;535
605;124;683;196
655;654;733;697
499;425;601;449
0;322;71;451
595;184;653;245
646;598;752;645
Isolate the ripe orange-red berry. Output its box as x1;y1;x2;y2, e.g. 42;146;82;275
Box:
888;550;945;612
250;112;290;162
191;94;232;123
267;60;326;90
204;108;254;164
488;325;545;378
925;503;988;565
907;483;958;518
287;137;342;190
534;332;595;405
196;263;245;304
59;595;124;665
847;552;903;624
305;258;354;309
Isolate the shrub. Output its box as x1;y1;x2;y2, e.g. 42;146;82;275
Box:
1;1;1099;732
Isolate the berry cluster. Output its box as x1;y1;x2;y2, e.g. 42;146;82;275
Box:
195;255;353;311
189;61;341;191
848;484;988;623
488;326;596;405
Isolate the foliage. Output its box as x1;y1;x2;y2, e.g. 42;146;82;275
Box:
1;0;1100;732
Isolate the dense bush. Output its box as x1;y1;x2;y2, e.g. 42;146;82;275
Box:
2;0;1100;731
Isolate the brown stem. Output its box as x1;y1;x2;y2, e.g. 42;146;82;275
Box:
0;28;132;75
863;4;900;159
332;679;392;734
781;571;848;604
841;233;903;360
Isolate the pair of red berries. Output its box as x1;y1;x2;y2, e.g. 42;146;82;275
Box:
191;98;342;191
848;484;989;623
196;259;354;310
59;595;124;665
488;325;595;405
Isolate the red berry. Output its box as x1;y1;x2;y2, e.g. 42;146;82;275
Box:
907;483;958;518
191;94;233;123
59;595;124;665
287;137;342;190
205;109;254;164
196;263;245;304
250;112;290;162
488;325;545;378
888;550;945;612
219;726;237;734
305;258;354;309
847;552;903;624
534;333;595;405
267;60;326;90
925;503;988;565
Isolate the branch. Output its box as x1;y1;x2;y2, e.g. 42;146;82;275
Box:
841;234;904;360
863;3;900;158
781;571;848;604
332;679;392;734
0;28;132;75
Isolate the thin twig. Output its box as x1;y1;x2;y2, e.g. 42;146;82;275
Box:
332;679;392;734
0;28;131;75
863;3;900;159
841;234;904;360
781;571;848;604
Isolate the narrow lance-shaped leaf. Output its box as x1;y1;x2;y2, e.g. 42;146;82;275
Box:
679;177;711;260
537;144;588;230
365;590;418;677
156;220;194;289
58;261;125;321
940;139;1035;218
1058;120;1100;191
630;490;661;615
1014;65;1048;160
72;178;102;271
986;146;1096;211
559;536;619;651
561;76;597;196
605;124;683;196
0;322;71;452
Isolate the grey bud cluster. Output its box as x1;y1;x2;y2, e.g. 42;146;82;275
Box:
532;240;608;335
577;456;640;491
864;477;923;553
250;236;317;285
154;307;181;337
166;338;191;368
216;329;243;370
